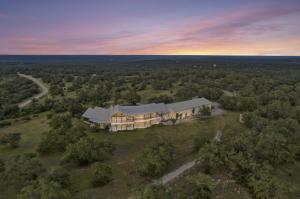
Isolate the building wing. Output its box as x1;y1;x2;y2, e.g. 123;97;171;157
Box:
82;107;110;124
167;97;211;112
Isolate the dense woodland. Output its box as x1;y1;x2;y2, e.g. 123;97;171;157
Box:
0;58;299;199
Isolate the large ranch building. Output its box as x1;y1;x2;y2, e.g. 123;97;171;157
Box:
82;97;212;132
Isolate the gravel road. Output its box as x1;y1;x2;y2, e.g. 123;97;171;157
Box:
17;73;49;108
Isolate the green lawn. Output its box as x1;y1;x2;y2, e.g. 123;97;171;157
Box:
0;111;242;199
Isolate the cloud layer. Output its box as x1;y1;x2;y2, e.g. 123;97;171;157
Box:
0;0;299;55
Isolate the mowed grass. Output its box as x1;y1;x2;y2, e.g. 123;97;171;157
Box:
0;111;241;199
0;114;49;159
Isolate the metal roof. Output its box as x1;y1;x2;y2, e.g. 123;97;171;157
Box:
111;103;168;115
82;107;110;123
166;97;211;112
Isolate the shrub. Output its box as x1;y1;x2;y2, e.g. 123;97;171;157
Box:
174;173;216;199
0;132;21;148
5;153;45;184
0;121;12;128
38;127;87;154
91;163;113;187
200;106;211;116
18;179;71;199
135;184;170;199
136;139;175;177
48;168;71;189
0;158;5;173
61;137;115;166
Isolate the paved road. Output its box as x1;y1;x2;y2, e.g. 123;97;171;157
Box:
17;73;49;108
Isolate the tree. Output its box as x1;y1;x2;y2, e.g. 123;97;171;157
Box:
266;101;290;119
18;179;71;199
38;126;87;154
112;90;122;105
249;176;291;199
0;158;5;173
124;88;141;105
39;180;71;199
68;101;84;117
135;184;170;199
193;136;210;152
5;153;45;184
48;115;72;130
136;139;175;177
148;95;174;104
91;163;113;187
175;84;199;100
219;95;238;110
238;97;257;111
0;132;21;148
48;168;71;189
175;173;216;199
200;106;211;116
255;131;295;165
61;137;115;166
17;183;40;199
198;142;223;174
295;106;300;123
199;87;223;100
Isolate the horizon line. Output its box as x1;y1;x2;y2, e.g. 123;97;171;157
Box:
0;54;300;57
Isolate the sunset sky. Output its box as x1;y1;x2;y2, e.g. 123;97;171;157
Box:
0;0;300;55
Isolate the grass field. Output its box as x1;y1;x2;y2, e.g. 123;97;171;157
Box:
0;111;244;198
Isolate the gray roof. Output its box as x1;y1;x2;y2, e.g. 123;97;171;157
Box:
167;97;211;112
111;103;168;115
82;107;110;123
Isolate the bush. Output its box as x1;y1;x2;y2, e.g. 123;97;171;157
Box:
5;153;45;184
199;87;223;100
136;139;175;177
0;158;5;173
18;179;71;199
0;121;12;128
48;114;72;130
61;137;115;166
0;132;21;148
148;95;174;104
91;163;113;187
21;116;31;121
48;168;71;189
135;184;170;199
200;106;211;116
173;173;216;199
38;127;87;154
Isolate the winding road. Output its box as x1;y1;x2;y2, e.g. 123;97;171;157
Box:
156;130;223;185
158;160;197;185
17;73;49;108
